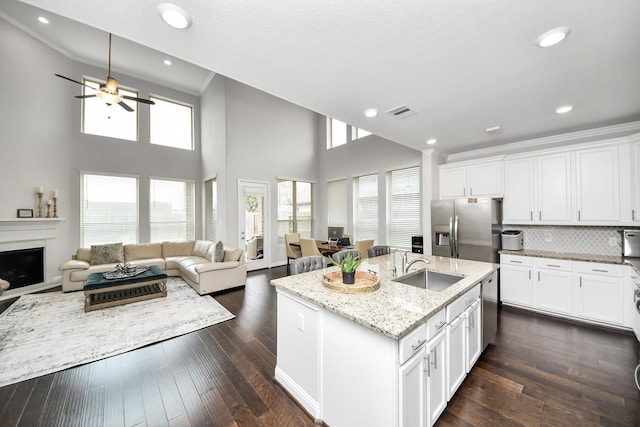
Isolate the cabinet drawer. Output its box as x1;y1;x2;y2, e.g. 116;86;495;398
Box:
446;284;480;322
426;309;446;340
534;257;572;271
501;254;532;267
576;261;623;277
399;322;427;364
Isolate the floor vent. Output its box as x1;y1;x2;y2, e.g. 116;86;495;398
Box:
386;105;417;119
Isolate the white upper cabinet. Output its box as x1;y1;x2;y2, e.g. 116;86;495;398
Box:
439;160;503;199
503;157;535;223
537;152;573;222
575;145;620;222
632;139;640;222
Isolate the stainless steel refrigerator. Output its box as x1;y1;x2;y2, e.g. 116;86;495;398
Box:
431;198;502;349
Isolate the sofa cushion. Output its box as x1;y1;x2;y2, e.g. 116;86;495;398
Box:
162;241;195;257
127;258;166;270
224;248;243;262
76;248;91;262
124;243;162;262
177;256;210;284
192;240;212;258
89;243;123;265
165;256;192;271
70;263;119;282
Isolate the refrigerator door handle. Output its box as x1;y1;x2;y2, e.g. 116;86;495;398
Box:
453;215;459;258
449;216;455;257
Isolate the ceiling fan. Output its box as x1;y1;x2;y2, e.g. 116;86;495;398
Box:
55;33;155;111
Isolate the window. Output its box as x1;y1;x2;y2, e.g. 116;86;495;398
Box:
204;178;218;241
387;166;421;250
353;174;378;242
149;179;195;242
327;179;347;228
352;127;372;140
82;77;138;141
328;118;347;149
277;180;313;244
150;96;194;150
80;173;138;247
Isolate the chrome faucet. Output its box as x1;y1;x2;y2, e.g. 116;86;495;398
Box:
404;257;430;274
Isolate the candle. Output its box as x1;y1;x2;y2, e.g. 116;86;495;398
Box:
47;199;52;205
53;190;58;198
37;186;43;194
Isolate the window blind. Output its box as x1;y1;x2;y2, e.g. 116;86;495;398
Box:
277;179;313;244
80;174;139;247
386;166;421;250
353;174;378;242
149;179;195;242
327;179;347;228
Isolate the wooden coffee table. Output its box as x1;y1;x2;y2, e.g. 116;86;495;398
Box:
83;265;168;312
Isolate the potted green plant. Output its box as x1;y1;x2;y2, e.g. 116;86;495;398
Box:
330;253;364;284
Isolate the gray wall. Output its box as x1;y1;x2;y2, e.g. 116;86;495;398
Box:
1;18;201;282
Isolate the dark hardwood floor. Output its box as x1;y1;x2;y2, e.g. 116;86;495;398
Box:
1;266;639;426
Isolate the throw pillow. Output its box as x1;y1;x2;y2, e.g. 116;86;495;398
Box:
214;240;225;262
223;247;243;262
89;243;123;265
192;240;212;258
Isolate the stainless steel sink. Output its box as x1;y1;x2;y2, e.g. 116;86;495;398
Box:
394;269;464;292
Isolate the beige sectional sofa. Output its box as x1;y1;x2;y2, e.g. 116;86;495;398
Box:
59;240;247;295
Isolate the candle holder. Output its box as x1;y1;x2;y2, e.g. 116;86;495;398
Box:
53;196;59;218
46;203;52;218
37;190;44;218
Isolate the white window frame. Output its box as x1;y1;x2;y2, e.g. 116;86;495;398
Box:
277;179;314;245
386;166;421;250
353;173;378;242
149;95;194;150
149;178;195;242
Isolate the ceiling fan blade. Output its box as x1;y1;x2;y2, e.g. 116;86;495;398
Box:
74;94;97;99
55;73;95;89
118;101;134;112
122;95;155;105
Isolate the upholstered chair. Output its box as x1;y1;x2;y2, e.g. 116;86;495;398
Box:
344;234;353;245
368;245;391;258
284;233;302;268
300;237;322;257
354;239;375;259
331;250;362;265
290;256;327;275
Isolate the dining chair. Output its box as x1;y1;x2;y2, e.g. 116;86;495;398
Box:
284;233;302;268
344;234;353;245
331;250;362;265
289;256;327;275
300;237;322;257
368;245;391;258
355;239;375;259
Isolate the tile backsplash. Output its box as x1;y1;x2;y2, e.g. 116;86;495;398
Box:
501;225;635;256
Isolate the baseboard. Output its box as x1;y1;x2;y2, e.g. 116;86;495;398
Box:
274;365;321;421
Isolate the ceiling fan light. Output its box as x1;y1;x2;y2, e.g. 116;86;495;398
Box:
158;3;192;29
105;77;118;92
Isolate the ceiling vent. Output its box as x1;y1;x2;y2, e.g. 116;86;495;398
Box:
386;104;417;119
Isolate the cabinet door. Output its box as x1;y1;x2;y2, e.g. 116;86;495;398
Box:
577;274;625;325
575;146;620;222
466;161;503;197
632;142;640;222
446;314;466;400
536;269;574;316
426;331;447;427
503;158;535;223
537;152;572;222
439;166;467;199
465;299;482;372
399;348;426;427
500;265;533;307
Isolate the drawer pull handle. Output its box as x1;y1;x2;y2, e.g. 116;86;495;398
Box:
511;260;523;264
435;320;447;330
592;269;609;273
547;264;561;268
411;339;426;351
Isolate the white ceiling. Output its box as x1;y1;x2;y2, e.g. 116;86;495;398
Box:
4;0;640;154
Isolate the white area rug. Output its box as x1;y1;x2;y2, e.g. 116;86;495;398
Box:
0;278;234;387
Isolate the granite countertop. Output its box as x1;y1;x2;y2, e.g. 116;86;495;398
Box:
270;253;498;340
499;249;640;275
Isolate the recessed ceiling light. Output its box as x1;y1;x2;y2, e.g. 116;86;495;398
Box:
485;125;501;133
426;138;437;145
38;16;49;24
158;3;192;29
164;59;172;66
364;108;378;118
556;105;574;114
536;27;571;47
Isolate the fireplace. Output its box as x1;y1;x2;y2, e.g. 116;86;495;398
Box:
0;247;45;289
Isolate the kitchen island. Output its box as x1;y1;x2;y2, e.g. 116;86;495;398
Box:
270;253;498;427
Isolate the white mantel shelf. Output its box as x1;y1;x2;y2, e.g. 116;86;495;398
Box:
0;218;66;223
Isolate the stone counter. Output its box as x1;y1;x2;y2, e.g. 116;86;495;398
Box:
270;253;497;339
499;249;640;275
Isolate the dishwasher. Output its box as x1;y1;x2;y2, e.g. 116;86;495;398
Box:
481;270;498;350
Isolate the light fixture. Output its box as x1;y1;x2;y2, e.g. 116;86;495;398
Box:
555;105;574;114
158;3;192;29
38;16;49;24
364;108;378;118
426;138;437;145
164;59;172;66
536;27;571;47
485;125;501;133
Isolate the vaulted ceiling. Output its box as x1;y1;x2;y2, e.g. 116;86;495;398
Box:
4;0;640;154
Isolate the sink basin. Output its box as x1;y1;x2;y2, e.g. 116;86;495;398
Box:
394;269;464;292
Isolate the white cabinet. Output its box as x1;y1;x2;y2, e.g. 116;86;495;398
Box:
465;299;482;371
399;347;427;427
500;255;534;307
439;160;503;199
445;314;466;399
535;259;574;316
425;331;447;427
576;262;625;326
575;146;620;222
503;157;535;223
632;140;640;222
537;152;572;222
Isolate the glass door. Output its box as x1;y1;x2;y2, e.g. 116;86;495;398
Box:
238;180;269;271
